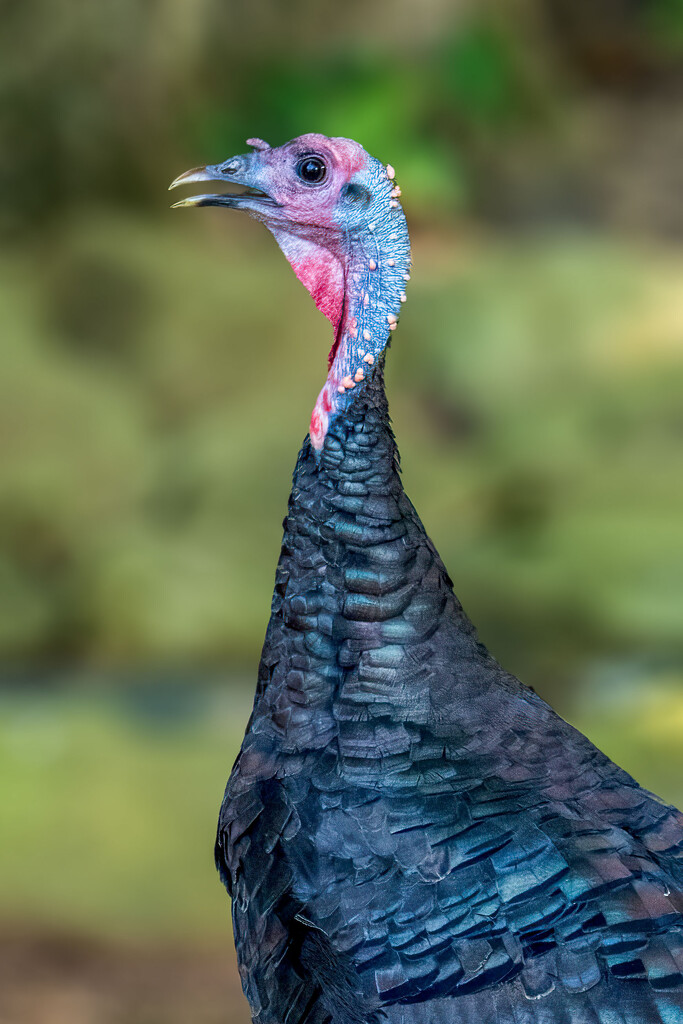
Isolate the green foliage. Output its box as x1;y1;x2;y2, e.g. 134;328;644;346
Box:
0;687;243;938
439;24;529;127
395;237;683;686
1;3;557;234
645;0;683;49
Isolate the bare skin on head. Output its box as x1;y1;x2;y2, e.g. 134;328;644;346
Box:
170;134;410;449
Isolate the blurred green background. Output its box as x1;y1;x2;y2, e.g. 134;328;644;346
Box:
1;1;682;1022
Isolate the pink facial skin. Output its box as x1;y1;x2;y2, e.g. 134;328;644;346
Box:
246;136;407;453
257;134;367;239
250;136;377;450
273;239;347;338
258;135;368;338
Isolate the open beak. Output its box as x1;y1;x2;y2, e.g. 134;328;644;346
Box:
169;157;277;211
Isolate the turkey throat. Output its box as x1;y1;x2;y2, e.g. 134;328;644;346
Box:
271;200;411;451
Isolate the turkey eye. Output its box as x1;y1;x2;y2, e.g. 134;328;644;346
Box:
296;156;326;184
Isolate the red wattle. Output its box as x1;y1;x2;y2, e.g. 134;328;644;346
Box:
289;249;345;333
310;406;324;445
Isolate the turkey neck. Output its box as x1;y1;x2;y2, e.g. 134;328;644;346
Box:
254;357;471;757
252;204;468;754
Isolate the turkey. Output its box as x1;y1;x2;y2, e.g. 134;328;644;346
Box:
170;135;683;1024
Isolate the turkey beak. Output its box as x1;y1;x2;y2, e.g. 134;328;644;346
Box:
169;156;277;211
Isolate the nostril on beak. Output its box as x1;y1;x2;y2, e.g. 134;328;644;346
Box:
221;159;241;175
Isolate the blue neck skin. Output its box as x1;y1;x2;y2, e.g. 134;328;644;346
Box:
309;160;411;452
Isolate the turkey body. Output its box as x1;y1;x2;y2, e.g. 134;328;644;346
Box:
216;370;683;1024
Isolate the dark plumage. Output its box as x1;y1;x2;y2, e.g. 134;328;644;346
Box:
171;135;683;1023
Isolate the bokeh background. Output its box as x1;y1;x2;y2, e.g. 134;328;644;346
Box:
2;1;683;1021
